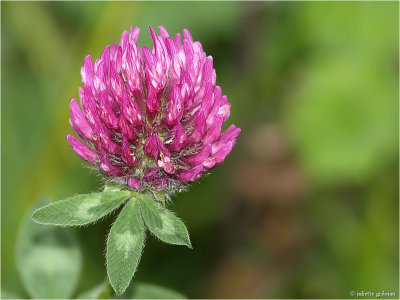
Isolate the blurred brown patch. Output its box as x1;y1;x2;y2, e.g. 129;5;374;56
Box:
206;255;268;298
234;124;305;205
206;124;311;298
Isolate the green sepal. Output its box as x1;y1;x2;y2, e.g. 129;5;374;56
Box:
103;183;124;192
151;190;166;207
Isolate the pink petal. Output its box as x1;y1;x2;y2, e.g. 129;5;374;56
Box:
66;134;99;165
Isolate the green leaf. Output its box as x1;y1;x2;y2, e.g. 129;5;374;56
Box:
139;194;192;248
118;282;186;299
130;283;187;299
32;191;131;226
107;198;145;295
17;197;82;299
1;290;20;299
76;280;112;299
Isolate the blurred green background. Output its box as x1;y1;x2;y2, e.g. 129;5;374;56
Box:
2;1;399;298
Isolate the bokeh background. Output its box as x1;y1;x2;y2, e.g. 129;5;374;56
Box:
2;1;399;299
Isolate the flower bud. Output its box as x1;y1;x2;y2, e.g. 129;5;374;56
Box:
67;26;240;192
66;134;99;164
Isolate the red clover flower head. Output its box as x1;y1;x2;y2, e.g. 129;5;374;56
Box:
67;26;241;194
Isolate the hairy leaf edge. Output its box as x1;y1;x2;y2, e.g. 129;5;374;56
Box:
137;195;192;249
31;191;131;226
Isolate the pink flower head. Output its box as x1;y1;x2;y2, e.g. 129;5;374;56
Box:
67;26;241;193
